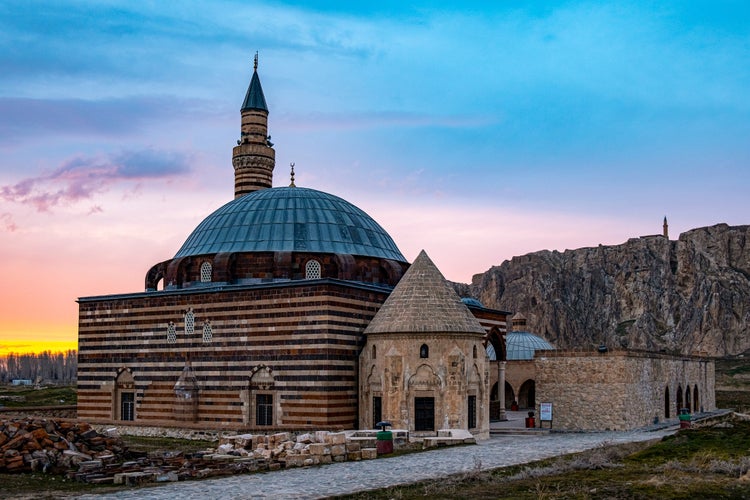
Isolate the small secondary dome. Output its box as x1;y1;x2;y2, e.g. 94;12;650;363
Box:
174;187;406;261
486;330;555;361
461;297;485;308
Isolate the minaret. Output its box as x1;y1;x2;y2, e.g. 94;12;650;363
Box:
232;53;275;198
663;216;669;239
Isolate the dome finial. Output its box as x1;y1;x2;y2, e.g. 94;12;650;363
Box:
254;51;258;71
289;162;296;187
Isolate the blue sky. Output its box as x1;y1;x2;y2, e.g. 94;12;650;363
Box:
0;1;748;351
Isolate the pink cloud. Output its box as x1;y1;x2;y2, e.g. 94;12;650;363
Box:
1;213;17;232
1;148;192;213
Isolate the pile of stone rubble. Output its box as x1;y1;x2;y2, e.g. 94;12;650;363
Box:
0;419;395;486
0;418;125;474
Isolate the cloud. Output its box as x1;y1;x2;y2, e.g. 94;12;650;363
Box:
0;149;192;212
1;213;17;232
0;96;222;146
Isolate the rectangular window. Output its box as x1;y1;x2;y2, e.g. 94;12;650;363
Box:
468;395;477;429
414;397;435;431
256;394;273;426
121;392;135;421
373;396;382;428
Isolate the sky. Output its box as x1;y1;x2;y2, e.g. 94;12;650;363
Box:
0;1;748;355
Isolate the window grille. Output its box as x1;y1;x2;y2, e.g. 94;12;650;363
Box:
305;260;321;279
185;309;195;335
202;320;212;343
200;262;212;282
167;322;176;344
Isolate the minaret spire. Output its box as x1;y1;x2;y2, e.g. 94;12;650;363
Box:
289;162;296;187
232;52;275;198
663;216;669;239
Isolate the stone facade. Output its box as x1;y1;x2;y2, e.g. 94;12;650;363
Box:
359;333;490;438
534;350;715;431
359;251;491;439
78;280;390;429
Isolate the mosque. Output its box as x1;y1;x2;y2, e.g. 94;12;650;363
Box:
77;58;715;436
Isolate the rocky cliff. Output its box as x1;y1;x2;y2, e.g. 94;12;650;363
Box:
461;224;750;357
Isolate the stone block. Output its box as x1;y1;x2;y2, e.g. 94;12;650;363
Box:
346;441;360;451
328;432;347;445
347;451;362;461
361;448;377;460
308;443;328;455
331;444;346;456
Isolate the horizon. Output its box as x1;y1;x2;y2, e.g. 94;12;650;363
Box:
1;1;748;356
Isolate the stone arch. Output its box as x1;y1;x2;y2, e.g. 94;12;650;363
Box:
380;259;405;286
145;261;167;291
505;381;516;409
677;384;684;411
249;365;276;427
518;379;536;409
486;327;506;361
693;386;700;413
664;386;670;419
408;364;442;433
114;368;136;421
213;252;236;283
334;253;356;280
165;257;190;289
173;364;199;422
685;385;691;412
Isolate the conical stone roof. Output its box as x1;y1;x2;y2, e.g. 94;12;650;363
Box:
365;250;485;335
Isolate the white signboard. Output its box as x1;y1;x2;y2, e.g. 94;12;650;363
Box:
540;402;553;421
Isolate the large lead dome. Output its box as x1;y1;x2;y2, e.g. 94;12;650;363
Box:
174;187;406;262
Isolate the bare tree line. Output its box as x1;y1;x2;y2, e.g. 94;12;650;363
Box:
0;351;77;384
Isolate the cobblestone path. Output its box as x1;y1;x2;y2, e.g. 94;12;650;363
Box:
81;429;673;499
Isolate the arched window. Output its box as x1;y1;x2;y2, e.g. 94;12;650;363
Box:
473;345;477;358
202;320;212;343
167;322;176;344
200;262;212;282
372;344;376;359
305;259;321;279
185;308;195;335
420;344;429;359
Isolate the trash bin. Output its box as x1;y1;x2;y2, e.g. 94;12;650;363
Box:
376;430;393;454
679;408;691;429
525;411;536;428
375;420;393;455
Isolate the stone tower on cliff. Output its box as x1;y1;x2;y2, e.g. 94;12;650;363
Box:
232;53;275;198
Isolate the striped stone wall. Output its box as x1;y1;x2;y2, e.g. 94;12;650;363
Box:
78;280;390;430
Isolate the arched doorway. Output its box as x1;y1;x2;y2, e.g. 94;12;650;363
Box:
518;379;536;409
114;369;135;421
685;386;691;412
505;381;515;409
664;386;670;419
677;385;683;411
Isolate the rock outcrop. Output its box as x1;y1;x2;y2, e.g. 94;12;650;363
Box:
463;224;750;357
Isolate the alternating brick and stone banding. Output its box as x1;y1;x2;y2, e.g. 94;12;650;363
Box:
78;281;390;429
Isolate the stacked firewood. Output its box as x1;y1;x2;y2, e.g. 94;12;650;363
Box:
0;418;126;474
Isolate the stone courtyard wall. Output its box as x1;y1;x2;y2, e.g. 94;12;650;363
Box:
534;350;715;431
